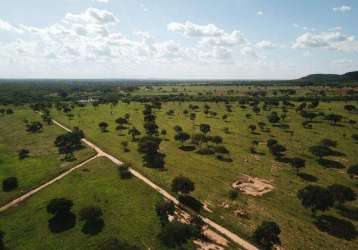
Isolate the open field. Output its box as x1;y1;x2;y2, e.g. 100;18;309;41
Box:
0;157;180;250
0;107;95;205
50;99;358;250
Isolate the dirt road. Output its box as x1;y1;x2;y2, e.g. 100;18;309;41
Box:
1;118;258;250
0;154;99;212
52;119;258;250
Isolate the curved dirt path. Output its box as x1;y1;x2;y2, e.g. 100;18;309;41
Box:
52;119;258;250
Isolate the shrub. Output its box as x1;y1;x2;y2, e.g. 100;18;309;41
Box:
253;221;281;250
118;163;132;179
79;206;104;235
2;177;18;192
18;149;30;159
229;190;238;200
158;222;196;248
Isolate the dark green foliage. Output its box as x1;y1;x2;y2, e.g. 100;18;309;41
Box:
174;132;190;145
297;185;334;215
54;131;83;161
314;215;357;240
320;139;337;148
309;145;333;159
199;124;210;134
79;206;105;235
253;221;281;250
97;238;140;250
2;177;18;192
327;184;356;206
171;176;195;195
118;163;132;179
229;190;239;200
158;222;196;248
128;127;141;141
26;121;43;133
155;200;175;225
18;148;30;159
290;157;305;174
98;122;109;132
347;164;358;178
47;198;76;233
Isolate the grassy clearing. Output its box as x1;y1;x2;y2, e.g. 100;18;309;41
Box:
51;100;358;250
0;157;184;250
0;107;95;205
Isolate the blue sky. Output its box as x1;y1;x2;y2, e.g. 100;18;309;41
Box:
0;0;357;79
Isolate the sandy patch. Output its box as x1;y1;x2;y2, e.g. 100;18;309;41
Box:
232;175;274;197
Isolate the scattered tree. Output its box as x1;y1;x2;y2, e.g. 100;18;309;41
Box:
297;185;334;215
2;177;18;192
171;176;195;195
253;221;281;250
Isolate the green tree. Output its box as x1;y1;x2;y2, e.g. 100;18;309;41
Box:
253;221;281;250
290;157;305;174
347;164;358;178
297;185;334;215
171;176;195;195
2;177;18;192
327;184;356;207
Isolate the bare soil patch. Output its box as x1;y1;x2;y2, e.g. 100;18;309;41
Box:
232;175;274;197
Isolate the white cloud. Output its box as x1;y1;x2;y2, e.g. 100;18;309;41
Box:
333;5;351;12
95;0;109;3
257;11;264;15
0;19;23;33
168;21;224;37
256;40;277;49
241;47;258;58
64;8;119;25
293;31;358;51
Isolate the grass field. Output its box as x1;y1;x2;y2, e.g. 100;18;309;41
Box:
50;100;358;250
0;107;95;205
0;157;184;250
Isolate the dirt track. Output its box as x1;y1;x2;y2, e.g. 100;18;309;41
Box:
1;118;258;250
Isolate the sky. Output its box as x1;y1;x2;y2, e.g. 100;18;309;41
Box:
0;0;357;79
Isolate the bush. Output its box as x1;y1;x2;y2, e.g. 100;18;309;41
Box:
155;200;175;225
97;238;140;250
253;221;281;250
171;176;195;195
79;206;104;235
2;177;18;192
229;190;238;200
118;163;132;179
158;222;196;248
47;198;76;233
18;149;30;159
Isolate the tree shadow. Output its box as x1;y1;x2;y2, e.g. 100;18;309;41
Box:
48;212;76;233
314;215;357;240
82;219;105;235
178;195;203;212
297;172;318;182
339;206;358;221
331;150;346;157
317;159;345;169
179;145;196;152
